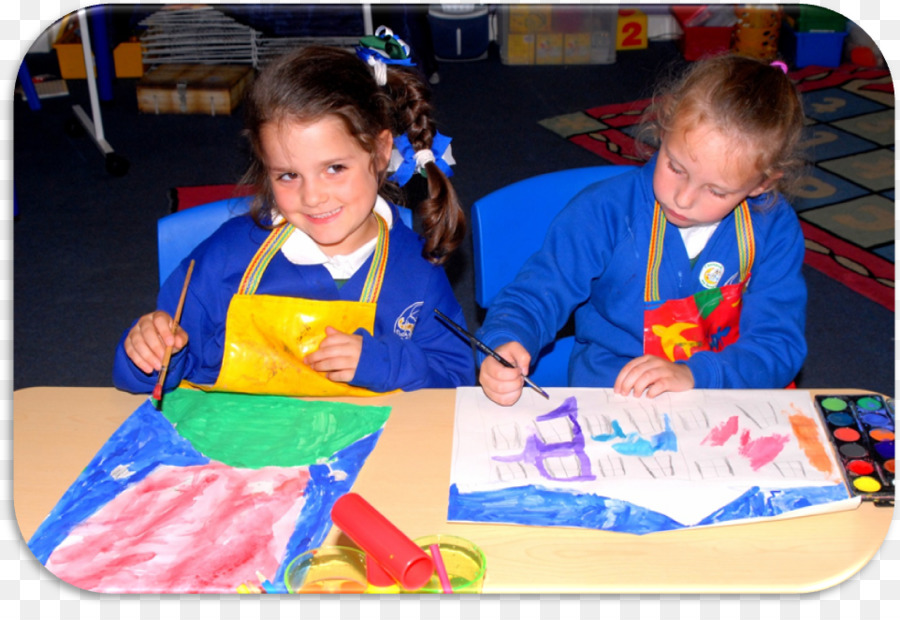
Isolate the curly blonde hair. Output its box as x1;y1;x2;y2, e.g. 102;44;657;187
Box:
637;54;807;202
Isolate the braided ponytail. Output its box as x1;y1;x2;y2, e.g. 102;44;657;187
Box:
382;67;466;264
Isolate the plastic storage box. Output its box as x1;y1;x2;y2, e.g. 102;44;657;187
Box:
793;5;848;32
499;5;616;65
781;25;848;68
671;6;735;61
427;6;490;61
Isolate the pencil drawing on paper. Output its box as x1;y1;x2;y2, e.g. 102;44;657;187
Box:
449;387;854;534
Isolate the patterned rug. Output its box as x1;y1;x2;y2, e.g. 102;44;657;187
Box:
539;64;894;311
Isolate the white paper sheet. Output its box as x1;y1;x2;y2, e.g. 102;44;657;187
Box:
450;388;852;527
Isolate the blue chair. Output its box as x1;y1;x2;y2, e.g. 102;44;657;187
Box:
471;165;636;386
158;196;414;285
158;196;252;285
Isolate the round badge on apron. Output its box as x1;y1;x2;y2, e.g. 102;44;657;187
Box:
643;201;754;362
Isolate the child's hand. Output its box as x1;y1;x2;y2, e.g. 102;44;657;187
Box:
479;341;532;406
614;354;694;398
305;326;363;383
124;310;190;374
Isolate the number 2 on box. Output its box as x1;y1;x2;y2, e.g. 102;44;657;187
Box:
622;23;643;47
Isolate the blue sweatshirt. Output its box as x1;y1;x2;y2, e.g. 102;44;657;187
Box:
477;156;807;389
113;203;475;393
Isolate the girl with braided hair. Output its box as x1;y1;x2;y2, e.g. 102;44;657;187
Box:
114;34;474;397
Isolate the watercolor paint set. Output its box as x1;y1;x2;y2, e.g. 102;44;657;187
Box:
814;394;895;505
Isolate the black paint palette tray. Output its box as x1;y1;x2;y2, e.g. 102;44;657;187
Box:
814;394;894;505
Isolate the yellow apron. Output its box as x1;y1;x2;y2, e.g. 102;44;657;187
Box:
194;215;390;397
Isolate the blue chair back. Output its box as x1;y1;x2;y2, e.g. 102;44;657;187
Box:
158;197;414;285
157;196;252;285
471;165;635;385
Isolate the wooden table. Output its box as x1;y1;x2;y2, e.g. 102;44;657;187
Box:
14;387;894;593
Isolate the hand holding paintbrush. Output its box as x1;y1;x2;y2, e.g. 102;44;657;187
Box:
152;259;195;407
434;309;549;400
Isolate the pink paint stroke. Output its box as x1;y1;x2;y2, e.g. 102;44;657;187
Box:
45;462;310;593
701;415;740;446
738;429;790;471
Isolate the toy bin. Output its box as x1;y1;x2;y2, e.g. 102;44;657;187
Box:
499;5;615;65
793;6;847;32
427;6;490;61
782;24;848;68
671;6;735;61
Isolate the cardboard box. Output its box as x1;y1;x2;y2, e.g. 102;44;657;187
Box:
54;43;90;79
616;9;649;50
503;33;536;65
53;14;91;79
113;42;144;78
564;33;592;64
137;64;253;116
535;33;564;65
507;6;552;34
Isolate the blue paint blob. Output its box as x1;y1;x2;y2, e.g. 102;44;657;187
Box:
695;485;850;526
275;429;384;593
447;484;683;534
653;415;678;452
448;483;851;534
827;412;855;427
611;414;678;456
861;413;892;429
613;436;656;456
593;419;626;442
875;440;894;460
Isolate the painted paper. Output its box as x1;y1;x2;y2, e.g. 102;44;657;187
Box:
28;389;390;593
448;388;857;534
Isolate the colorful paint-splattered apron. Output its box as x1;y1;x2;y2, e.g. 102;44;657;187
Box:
203;215;390;397
643;201;754;362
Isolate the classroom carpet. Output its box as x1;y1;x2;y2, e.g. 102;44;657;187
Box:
538;63;894;311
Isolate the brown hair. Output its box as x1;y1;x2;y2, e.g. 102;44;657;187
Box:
241;45;465;264
638;54;807;201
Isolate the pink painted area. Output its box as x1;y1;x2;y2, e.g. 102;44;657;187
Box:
45;462;310;593
738;429;790;471
701;415;740;446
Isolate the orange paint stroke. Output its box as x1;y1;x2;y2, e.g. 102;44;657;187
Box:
789;410;835;476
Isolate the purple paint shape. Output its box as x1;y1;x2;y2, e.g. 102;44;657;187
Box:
493;396;595;482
